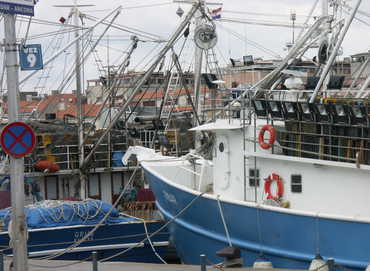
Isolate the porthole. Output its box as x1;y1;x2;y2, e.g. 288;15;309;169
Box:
219;142;225;152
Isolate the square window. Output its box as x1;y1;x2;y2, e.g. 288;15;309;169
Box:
249;169;260;187
291;175;302;193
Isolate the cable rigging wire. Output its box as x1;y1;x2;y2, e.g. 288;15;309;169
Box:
84;14;164;42
216;22;282;59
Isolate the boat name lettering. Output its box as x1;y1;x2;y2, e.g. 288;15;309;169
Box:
73;231;94;242
163;191;177;205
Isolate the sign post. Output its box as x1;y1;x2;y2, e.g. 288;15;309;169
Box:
2;1;35;270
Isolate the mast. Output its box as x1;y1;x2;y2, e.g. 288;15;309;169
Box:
4;14;28;271
193;1;204;127
73;1;86;199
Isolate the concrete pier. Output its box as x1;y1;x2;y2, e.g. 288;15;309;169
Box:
4;259;305;271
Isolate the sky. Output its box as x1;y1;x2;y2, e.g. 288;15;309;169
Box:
1;0;370;94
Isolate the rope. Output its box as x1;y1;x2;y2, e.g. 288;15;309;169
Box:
216;195;232;247
142;219;167;264
35;167;139;261
99;191;205;262
206;257;225;271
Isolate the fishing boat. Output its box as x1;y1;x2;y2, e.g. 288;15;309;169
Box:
0;199;169;262
122;0;370;270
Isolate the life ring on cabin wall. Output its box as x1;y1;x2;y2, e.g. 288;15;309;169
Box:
264;173;284;201
258;124;276;150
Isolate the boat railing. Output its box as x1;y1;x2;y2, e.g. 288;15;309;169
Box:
120;201;157;221
252;88;370;101
253;129;370;165
24;141;129;172
240;89;370;166
201;97;252;123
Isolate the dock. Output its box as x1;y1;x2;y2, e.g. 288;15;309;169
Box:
4;259;304;271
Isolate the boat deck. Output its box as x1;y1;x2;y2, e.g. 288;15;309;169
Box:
4;259;305;271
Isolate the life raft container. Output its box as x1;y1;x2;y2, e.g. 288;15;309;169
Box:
264;173;284;201
258;124;276;149
35;160;60;173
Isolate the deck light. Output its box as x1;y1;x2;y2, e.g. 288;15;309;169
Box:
332;103;349;124
252;100;268;118
282;101;299;120
267;101;284;119
298;102;314;121
314;103;331;123
350;104;368;125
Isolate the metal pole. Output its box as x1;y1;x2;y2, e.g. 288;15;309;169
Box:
194;5;204;126
310;0;362;103
92;251;98;271
193;1;204;151
200;254;207;271
4;14;28;271
0;251;3;271
73;4;87;200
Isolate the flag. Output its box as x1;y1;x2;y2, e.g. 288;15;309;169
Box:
210;7;222;20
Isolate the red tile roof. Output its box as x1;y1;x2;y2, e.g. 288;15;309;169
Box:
2;100;39;114
56;104;103;119
37;94;77;113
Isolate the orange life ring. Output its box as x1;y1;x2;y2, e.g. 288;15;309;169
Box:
258;124;276;149
264;173;284;201
35;160;60;173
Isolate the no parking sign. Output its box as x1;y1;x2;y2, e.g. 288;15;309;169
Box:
0;122;36;158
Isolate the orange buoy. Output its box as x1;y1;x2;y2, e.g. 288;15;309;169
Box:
258;124;276;150
35;160;60;173
264;173;284;201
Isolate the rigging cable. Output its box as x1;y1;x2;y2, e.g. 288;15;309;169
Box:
99;191;206;262
33;166;139;262
216;22;282;59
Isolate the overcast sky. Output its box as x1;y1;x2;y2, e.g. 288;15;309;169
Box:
1;0;370;94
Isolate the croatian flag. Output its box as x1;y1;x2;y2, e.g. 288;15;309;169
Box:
211;7;222;20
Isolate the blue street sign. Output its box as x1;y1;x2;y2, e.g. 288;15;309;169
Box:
19;44;43;71
0;122;36;158
0;0;34;16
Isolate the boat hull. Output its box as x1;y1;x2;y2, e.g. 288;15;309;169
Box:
0;221;169;263
144;167;370;270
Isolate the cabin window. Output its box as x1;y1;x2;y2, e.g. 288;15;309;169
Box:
88;174;101;200
291;175;302;193
111;172;124;204
249;169;260;187
45;176;58;200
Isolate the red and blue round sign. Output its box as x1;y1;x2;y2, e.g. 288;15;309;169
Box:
0;122;36;158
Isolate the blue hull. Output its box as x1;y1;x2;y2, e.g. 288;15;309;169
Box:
144;168;370;270
0;221;169;263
